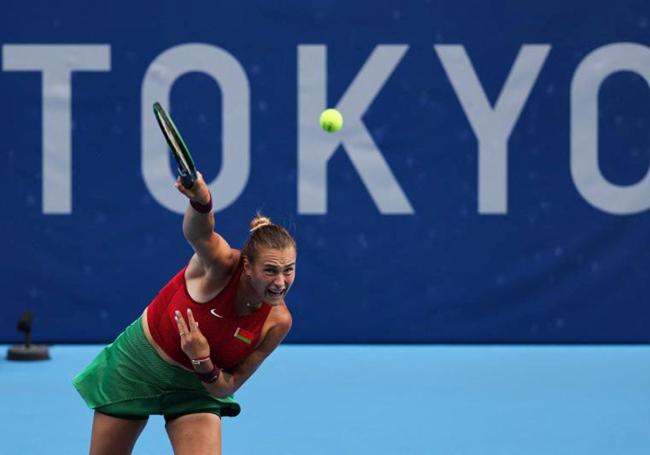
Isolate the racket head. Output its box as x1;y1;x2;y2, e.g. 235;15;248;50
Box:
152;102;197;189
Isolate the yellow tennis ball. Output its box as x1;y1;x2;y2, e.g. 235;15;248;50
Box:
320;109;343;133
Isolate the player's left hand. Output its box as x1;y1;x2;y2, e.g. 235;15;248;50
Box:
174;309;210;361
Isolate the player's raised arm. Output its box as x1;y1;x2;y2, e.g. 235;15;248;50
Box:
175;172;234;271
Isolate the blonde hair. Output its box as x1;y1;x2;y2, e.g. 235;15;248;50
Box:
242;213;296;263
249;214;272;233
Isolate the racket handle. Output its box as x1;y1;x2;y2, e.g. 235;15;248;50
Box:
177;166;196;189
180;173;195;189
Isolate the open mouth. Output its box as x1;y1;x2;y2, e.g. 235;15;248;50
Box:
266;288;285;297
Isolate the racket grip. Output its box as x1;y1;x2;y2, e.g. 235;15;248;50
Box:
180;174;195;189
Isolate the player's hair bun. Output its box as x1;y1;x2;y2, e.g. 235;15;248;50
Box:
250;214;272;233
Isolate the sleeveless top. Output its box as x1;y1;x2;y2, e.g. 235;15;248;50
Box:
147;263;272;370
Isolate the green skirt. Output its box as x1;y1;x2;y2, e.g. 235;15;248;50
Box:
72;316;240;418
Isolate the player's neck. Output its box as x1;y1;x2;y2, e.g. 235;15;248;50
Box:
234;274;262;315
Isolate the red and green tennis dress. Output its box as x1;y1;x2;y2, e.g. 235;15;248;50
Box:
73;262;271;418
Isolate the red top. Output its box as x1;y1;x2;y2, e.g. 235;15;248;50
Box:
147;263;272;370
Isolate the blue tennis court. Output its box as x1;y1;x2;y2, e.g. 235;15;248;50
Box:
3;345;649;454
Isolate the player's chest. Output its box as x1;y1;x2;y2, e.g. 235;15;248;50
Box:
196;309;261;349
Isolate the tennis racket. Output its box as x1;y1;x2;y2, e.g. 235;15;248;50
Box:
153;102;197;189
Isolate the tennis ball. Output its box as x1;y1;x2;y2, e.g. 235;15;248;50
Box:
319;109;343;133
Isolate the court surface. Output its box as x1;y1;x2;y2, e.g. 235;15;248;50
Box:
2;344;648;454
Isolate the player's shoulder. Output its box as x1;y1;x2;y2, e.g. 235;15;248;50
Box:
257;305;292;353
270;303;293;332
207;248;240;275
226;249;242;269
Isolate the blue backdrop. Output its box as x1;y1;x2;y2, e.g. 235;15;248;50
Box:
2;0;650;343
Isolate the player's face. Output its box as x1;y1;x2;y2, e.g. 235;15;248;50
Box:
246;247;297;305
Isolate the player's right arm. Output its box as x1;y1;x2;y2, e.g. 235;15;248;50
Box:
175;172;236;275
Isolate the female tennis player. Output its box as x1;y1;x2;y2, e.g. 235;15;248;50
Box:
73;172;295;454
